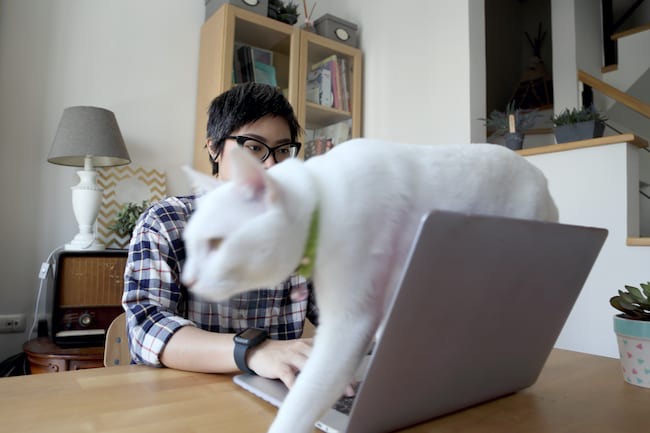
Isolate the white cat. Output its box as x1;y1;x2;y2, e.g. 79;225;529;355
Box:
182;138;558;433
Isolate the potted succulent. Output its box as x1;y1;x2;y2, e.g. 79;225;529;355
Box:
610;282;650;388
109;200;149;246
481;101;539;150
552;105;607;144
268;0;299;25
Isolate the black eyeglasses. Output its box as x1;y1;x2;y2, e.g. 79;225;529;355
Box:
226;135;302;163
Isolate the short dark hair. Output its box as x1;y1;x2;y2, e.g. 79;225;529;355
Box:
206;83;301;174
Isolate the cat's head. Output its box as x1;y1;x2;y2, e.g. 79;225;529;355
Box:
181;147;307;302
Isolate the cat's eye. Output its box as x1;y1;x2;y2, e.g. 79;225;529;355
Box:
208;238;223;251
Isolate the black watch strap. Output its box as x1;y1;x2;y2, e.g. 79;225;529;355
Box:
234;341;256;375
233;328;268;375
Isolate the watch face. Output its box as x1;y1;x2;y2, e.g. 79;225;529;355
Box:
238;328;263;340
335;28;350;41
235;328;269;346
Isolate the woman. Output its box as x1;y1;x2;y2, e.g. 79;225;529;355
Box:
123;83;318;390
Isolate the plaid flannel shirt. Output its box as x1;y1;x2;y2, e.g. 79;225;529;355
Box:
122;195;319;367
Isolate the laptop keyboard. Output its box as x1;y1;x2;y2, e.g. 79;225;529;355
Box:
332;382;361;415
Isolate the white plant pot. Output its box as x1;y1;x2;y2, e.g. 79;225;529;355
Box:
613;315;650;388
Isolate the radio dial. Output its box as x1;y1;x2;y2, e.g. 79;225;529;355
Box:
79;313;93;328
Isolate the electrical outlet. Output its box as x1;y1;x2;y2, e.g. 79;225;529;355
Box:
0;314;26;333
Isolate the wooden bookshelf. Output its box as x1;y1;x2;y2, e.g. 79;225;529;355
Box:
192;4;363;172
297;30;362;158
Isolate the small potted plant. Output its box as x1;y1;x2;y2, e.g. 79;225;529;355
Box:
109;200;149;247
268;0;299;25
551;105;607;144
481;101;539;150
610;282;650;388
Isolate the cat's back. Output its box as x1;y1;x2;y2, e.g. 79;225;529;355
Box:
308;138;528;173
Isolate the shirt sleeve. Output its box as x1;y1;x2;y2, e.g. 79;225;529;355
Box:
122;201;196;367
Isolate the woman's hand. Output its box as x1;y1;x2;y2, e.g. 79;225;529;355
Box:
247;337;356;397
247;338;313;389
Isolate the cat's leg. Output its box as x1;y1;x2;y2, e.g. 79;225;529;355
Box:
267;312;376;433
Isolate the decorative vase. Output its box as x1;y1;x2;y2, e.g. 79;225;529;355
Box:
504;132;524;150
554;120;605;144
613;314;650;388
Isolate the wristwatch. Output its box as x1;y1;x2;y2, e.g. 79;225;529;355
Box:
233;328;268;375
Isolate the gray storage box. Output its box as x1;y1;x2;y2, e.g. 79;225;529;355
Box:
314;14;359;48
205;0;269;21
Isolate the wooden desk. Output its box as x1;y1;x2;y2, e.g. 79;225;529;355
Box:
0;349;646;432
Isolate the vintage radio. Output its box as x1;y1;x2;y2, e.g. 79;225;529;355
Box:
52;250;128;347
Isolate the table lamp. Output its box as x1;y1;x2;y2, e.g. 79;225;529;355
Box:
48;106;131;250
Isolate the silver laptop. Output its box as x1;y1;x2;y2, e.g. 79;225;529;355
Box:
234;210;607;433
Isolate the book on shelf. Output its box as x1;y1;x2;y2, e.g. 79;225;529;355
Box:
303;119;352;160
340;57;349;112
236;44;254;83
306;67;333;107
254;61;277;86
251;46;273;66
310;54;350;111
233;44;277;86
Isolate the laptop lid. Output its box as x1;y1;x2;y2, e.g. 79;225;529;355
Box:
234;210;607;433
346;210;607;433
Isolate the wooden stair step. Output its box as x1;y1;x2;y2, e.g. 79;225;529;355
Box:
611;24;650;40
601;64;618;73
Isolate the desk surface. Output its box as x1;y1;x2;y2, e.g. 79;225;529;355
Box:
0;348;646;433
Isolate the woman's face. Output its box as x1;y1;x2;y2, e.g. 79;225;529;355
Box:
209;115;293;181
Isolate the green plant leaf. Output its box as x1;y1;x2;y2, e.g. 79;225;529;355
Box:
479;102;539;136
551;105;607;126
618;291;638;306
640;282;650;298
109;200;149;238
611;296;635;316
625;285;647;303
616;296;637;311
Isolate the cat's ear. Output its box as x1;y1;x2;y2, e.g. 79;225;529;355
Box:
229;146;281;203
182;165;223;195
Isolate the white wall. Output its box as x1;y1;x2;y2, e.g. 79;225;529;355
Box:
0;0;204;361
526;143;650;358
551;0;580;114
575;0;604;77
307;0;485;144
555;0;614;114
614;0;650;31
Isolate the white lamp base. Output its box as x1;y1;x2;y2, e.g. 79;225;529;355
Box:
66;156;105;251
65;234;105;251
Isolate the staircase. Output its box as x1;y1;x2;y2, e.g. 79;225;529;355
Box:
603;26;650;92
584;26;650;141
578;25;650;237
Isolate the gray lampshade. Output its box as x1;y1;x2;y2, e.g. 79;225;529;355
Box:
48;106;131;167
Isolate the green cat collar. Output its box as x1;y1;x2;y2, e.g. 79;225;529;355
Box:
296;206;319;279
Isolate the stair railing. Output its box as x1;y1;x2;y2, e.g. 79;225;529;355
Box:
578;69;650;120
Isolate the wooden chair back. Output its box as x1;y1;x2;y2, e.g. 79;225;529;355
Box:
103;312;131;367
